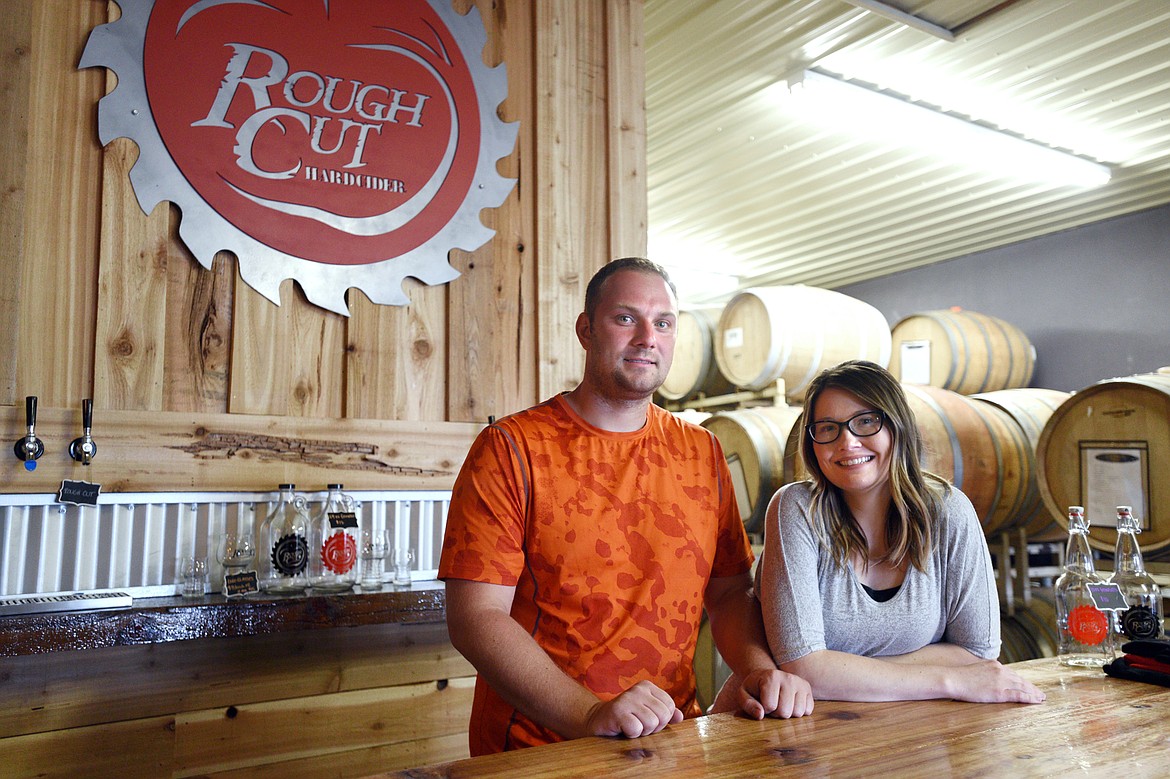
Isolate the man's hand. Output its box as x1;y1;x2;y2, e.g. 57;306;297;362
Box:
583;680;684;738
739;668;814;719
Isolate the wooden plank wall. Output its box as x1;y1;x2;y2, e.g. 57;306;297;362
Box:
0;0;647;494
0;622;478;778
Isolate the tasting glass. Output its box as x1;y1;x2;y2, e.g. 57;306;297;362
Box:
360;529;390;590
217;532;256;595
391;547;414;587
178;556;208;598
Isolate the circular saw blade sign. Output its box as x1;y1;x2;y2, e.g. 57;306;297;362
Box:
80;0;517;315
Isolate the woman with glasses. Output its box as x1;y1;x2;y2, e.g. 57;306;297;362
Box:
741;360;1044;704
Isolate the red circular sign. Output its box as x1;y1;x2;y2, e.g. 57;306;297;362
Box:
1068;604;1109;645
322;532;357;574
143;0;482;266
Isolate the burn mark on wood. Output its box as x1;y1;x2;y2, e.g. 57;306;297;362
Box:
768;746;815;765
826;710;861;721
173;432;451;476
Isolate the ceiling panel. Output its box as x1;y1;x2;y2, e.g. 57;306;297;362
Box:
645;0;1170;304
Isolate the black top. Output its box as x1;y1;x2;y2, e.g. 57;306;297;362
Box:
862;583;901;603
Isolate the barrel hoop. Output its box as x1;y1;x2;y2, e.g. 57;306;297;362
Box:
969;400;1008;529
934;314;965;393
984;315;1018;392
693;312;716;393
789;331;824;398
906;385;964;488
749;295;786;391
724;411;780;532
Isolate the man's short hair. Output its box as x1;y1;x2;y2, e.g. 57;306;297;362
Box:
583;257;677;322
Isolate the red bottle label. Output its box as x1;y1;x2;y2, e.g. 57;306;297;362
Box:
322;532;357;574
1069;604;1109;645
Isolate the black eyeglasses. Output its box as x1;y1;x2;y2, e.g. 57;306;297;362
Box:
806;410;885;444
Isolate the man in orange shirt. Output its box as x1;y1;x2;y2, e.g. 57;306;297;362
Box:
439;257;813;755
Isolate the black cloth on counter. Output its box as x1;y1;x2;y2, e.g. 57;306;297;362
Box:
1103;638;1170;687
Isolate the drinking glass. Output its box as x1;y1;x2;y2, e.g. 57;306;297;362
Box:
217;532;256;572
217;532;256;596
360;529;390;590
178;556;208;598
391;547;414;587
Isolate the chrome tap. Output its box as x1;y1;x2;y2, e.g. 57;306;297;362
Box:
13;395;45;471
69;399;97;466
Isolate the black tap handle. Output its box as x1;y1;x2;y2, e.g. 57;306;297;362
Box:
82;398;93;430
15;395;44;466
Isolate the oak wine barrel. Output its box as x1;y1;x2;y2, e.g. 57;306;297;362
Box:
714;286;891;402
971;388;1071;540
659;308;736;402
1038;372;1170;558
903;384;1031;536
890;309;1035;395
702;406;803;534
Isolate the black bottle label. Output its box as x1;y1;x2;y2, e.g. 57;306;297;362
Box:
1122;606;1160;640
272;533;309;576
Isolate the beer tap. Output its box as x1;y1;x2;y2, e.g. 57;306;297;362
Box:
69;399;97;466
13;395;45;471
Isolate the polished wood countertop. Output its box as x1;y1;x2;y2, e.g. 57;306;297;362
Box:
0;582;446;656
376;658;1170;778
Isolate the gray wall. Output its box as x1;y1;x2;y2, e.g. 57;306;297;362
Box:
837;204;1170;393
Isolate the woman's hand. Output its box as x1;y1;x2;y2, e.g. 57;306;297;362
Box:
944;660;1046;704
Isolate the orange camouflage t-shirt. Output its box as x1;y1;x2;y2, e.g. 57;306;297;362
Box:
438;394;751;755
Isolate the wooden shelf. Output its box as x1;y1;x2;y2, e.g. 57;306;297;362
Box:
0;582;447;657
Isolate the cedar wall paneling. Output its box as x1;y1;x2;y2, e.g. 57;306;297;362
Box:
0;0;648;494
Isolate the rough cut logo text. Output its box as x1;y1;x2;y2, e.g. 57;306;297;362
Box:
81;0;517;314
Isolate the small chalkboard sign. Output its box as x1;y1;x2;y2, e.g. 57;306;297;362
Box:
1087;582;1128;612
58;479;101;506
328;511;358;529
224;571;259;598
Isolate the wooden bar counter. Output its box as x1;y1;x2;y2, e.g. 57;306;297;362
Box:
0;585;477;777
0;582;448;656
376;659;1170;778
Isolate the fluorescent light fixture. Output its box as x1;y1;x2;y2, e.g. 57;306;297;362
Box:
780;70;1112;189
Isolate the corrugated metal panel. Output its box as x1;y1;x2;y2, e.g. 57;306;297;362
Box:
0;490;449;598
646;0;1170;304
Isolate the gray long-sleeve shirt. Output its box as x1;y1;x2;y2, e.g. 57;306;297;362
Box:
758;481;1000;664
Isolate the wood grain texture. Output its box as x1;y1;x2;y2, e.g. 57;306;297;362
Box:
0;619;469;737
164;247;234;414
447;0;538;425
1;714;175;779
535;1;610;400
228;279;295;416
173;678;475;775
378;659;1170;778
202;733;468;779
0;1;33;404
0;0;644;489
15;0;105;408
0;621;474;778
606;0;649;260
93;137;169;411
0;405;481;493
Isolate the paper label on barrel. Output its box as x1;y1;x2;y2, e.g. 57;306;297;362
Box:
1081;445;1148;528
723;327;744;349
899;340;931;385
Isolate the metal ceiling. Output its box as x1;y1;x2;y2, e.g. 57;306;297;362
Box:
645;0;1170;305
